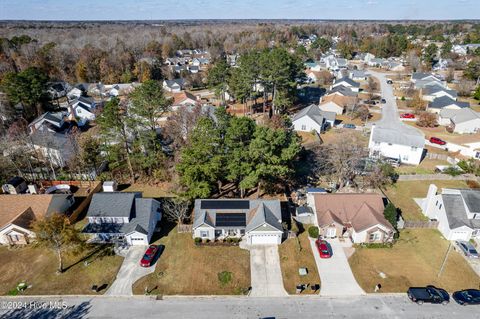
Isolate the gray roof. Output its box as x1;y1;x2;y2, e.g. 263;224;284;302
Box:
29;129;74;160
412;72;441;81
334;77;360;88
87;192;140;218
450;108;480;124
459;189;480;213
371;124;425;148
164;79;185;88
414;79;444;89
423;85;457;99
442;193;480;230
350;70;368;78
328;85;357;97
192;199;282;232
429;96;469;109
292;104;336;126
47;194;74;216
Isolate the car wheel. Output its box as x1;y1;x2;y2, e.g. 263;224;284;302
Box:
417;300;423;305
463;302;468;306
442;301;448;305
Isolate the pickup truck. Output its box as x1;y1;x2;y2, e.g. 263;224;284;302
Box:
407;286;449;305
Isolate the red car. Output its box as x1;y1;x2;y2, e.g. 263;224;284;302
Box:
400;113;415;119
315;239;332;258
430;137;447;145
140;245;163;267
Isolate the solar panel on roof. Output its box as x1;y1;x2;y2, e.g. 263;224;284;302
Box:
215;213;246;227
200;200;249;210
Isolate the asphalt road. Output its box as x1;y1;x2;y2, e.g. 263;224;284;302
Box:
1;295;478;319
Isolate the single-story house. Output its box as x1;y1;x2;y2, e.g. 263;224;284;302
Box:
28;111;68;134
68;96;97;126
368;123;425;165
349;70;368;81
386;61;405;72
306;192;395;243
325;85;357;98
292;104;336;134
319;95;357;115
441;108;480;134
331;77;360;92
422;85;457;102
83;192;161;246
0;193;74;245
192;199;284;245
427;96;470;114
171;91;199;110
419;184;480;241
306;70;322;83
163;79;186;93
30;128;74;167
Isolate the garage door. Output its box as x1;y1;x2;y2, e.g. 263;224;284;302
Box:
450;231;468;241
250;234;279;245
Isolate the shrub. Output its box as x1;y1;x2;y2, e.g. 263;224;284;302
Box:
194;237;202;245
383;203;398;229
308;226;319;238
443;166;462;176
217;271;233;287
361;242;393;249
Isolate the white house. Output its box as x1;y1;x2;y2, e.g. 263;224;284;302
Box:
452;44;480;55
368;124;425;165
427;96;469;114
192;199;284;245
422;85;457;102
292;104;336;134
163;79;186;93
68;96;97;126
307;192;395;243
331;77;360;92
319;95;357;115
28;111;67;134
441;108;480;134
419;184;480;241
349;70;368;81
83;192;161;246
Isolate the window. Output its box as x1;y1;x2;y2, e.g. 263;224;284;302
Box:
435;200;438;206
200;231;209;238
402;155;409;161
301;125;307;130
439;204;442;210
476;152;480;159
369;232;381;241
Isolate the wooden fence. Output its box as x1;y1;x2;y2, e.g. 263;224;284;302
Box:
68;181;102;223
177;224;193;233
403;220;439;229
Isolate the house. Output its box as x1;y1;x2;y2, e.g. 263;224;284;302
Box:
1;176;27;195
192;199;283;245
306;70;322;83
82;192;161;246
419;184;480;241
440;108;480;134
319;95;357;115
325;85;357;97
171;91;199;110
304;61;322;72
349;70;368;81
428;96;470;114
306;192;395;243
163;79;186;93
0;193;74;245
433;58;453;71
421;85;457;102
411;73;445;89
331;77;360;92
191;57;210;67
452;44;480;55
292;104;336;134
363;53;376;64
67;87;83;100
386;61;405;72
367;58;387;67
47;82;69;99
30;128;75;167
368;123;425;165
68;96;97;126
324;55;347;71
28;111;68;134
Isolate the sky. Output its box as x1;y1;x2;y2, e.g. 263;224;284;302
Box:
0;0;479;21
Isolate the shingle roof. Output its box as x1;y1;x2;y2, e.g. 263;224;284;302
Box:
459;189;480;213
429;96;469;109
442;193;480;230
87;192;140;218
292;104;335;126
423;85;457;99
450;108;480;124
333;77;360;88
371;124;425;148
327;85;357;97
245;202;283;233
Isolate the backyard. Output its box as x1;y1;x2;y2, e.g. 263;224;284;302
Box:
396;158;451;175
121;182;175;198
278;228;320;294
132;225;251;295
0;245;123;295
349;229;479;293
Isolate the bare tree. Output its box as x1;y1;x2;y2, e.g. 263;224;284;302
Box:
162;198;191;225
416;112;438;128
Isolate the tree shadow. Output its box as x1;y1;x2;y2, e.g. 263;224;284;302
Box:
62;245;111;273
149;220;177;243
2;300;91;319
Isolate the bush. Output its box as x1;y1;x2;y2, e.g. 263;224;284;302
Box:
443;166;462;176
194;237;202;244
308;226;319;238
383;203;398;229
359;242;393;249
217;271;233;287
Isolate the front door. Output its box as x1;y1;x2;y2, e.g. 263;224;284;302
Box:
326;227;336;238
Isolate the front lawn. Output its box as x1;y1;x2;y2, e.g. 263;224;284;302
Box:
278;229;320;294
384;180;469;221
132;225;250;295
349;229;479;293
396;158;450;175
0;245;123;295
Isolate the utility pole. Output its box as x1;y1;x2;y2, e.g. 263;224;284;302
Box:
438;241;452;278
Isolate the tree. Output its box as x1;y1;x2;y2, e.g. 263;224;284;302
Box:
465;58;480;81
441;40;453;58
474;85;480;101
311;37;331;53
383;203;398;229
31;214;83;273
1;67;48;119
163;197;191;224
416;112;438;128
423;43;438;66
207;59;230;106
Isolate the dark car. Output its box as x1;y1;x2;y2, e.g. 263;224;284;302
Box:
453;289;480;305
140;244;165;267
430;137;447;145
343;123;356;129
380;98;387;104
407;286;450;305
386;79;393;84
455;240;479;258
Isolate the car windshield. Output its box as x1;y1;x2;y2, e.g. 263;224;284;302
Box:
321;250;329;254
429;287;442;298
469;249;477;254
466;290;480;299
143;254;152;260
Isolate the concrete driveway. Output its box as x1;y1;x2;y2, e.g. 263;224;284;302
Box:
249;245;288;297
309;238;365;296
105;246;156;296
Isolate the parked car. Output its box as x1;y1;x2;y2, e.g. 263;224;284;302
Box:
343;123;356;129
386;79;393;84
365;100;376;105
429;137;447;145
380;98;386;104
400;113;415;119
455;240;479;258
315;239;332;258
407;286;450;305
140;244;164;267
453;289;480;305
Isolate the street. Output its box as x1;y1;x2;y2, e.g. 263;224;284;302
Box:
0;295;478;319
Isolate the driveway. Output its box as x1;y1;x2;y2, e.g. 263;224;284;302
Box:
309;238;365;296
249;245;288;297
105;246;155;296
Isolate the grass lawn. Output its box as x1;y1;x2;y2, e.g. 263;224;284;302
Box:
396;158;450;175
336;113;381;126
132;225;250;295
349;229;479;293
320;129;369;146
279;230;320;294
297;131;319;145
384;180;469;221
121;183;175;198
0;245;123;295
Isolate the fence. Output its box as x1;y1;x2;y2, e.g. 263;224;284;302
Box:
68;181;102;223
177;224;193;233
397;174;477;181
403;220;439;229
